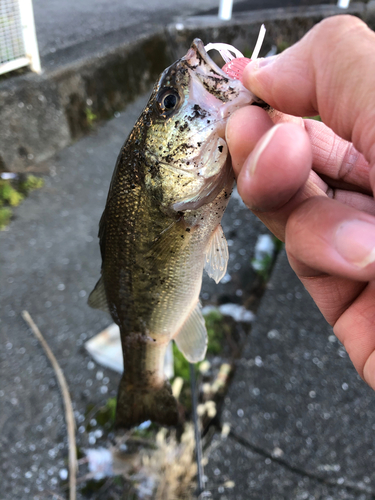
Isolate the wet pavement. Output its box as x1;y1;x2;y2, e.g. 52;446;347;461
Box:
1;6;375;496
2;88;375;499
0;92;268;499
32;0;342;65
0;93;143;500
205;251;375;499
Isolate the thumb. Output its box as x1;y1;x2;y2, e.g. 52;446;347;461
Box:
242;15;375;168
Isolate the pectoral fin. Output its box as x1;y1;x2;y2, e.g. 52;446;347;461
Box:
88;277;110;314
204;225;229;284
174;302;207;363
172;137;229;212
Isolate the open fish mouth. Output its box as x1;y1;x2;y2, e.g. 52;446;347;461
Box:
181;25;267;104
181;39;241;103
181;36;266;108
188;38;231;79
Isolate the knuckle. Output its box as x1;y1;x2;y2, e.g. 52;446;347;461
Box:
317;14;366;36
309;15;368;54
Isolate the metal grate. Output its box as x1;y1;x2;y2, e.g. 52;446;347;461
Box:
0;0;40;75
0;0;25;64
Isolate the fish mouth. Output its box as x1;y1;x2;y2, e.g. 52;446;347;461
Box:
188;38;230;79
181;38;250;104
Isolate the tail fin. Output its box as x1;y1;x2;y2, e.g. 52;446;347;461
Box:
115;375;179;429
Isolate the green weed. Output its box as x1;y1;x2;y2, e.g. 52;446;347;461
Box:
173;342;191;382
0;175;44;229
85;107;97;127
0;207;12;229
20;174;44;192
306;115;322;121
205;310;226;355
0;180;24;207
94;397;117;428
277;40;290;53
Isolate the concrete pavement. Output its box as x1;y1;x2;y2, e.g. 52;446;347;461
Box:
32;0;339;63
1;2;375;499
0;91;269;499
2;90;375;499
205;251;375;499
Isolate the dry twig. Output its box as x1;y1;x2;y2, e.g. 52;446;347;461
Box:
22;310;77;500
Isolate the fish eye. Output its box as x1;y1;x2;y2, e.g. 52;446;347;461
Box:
158;88;180;114
163;93;178;109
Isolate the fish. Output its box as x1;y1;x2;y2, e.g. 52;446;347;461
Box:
88;39;261;428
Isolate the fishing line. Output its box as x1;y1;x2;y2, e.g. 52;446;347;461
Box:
189;362;205;497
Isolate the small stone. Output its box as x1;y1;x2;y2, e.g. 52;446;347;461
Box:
272;447;284;458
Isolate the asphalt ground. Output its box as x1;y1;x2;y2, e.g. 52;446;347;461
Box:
0;92;268;499
205;250;375;500
2;89;375;499
32;0;340;60
1;2;375;498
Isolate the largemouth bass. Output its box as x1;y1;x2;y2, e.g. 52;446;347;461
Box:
88;39;260;428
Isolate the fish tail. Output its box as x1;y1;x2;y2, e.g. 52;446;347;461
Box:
115;374;179;429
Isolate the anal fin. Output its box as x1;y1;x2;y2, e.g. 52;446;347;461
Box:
204;224;229;284
174;302;207;363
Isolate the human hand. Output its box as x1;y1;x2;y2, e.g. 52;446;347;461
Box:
226;15;375;389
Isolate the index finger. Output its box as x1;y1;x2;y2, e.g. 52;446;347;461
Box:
243;15;375;169
305;119;372;194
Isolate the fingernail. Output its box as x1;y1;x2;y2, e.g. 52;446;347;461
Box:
335;220;375;268
254;55;277;69
247;125;281;176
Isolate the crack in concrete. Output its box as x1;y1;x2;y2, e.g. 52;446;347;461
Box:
230;430;375;498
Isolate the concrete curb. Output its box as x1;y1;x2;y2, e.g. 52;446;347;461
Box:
0;3;368;173
0;32;172;172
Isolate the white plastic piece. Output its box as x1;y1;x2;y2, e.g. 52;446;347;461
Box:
218;0;233;20
252;233;275;271
0;57;29;76
337;0;350;8
85;448;114;480
0;0;41;75
1;173;18;180
204;42;244;63
205;24;266;65
201;304;256;323
251;24;266;60
19;0;41;72
85;323;174;379
85;323;123;373
219;303;256;323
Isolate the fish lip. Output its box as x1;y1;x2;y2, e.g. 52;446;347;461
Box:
187;38;230;79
